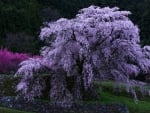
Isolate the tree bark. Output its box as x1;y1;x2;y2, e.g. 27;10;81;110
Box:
83;84;99;101
50;69;73;108
72;75;83;102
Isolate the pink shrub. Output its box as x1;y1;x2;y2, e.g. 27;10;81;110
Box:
0;48;30;74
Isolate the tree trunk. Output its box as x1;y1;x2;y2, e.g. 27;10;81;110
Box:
50;69;98;108
50;69;73;108
72;75;83;102
83;84;99;101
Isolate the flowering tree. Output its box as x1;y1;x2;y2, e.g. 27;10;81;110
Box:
15;6;150;107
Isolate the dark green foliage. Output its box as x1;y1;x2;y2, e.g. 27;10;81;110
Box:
0;75;18;96
0;0;41;35
4;32;40;54
0;0;42;54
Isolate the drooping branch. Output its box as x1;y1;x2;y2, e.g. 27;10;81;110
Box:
16;6;150;107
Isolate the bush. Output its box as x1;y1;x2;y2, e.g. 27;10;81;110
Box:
0;48;30;74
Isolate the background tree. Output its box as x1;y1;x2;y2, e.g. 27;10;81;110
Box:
0;0;42;54
0;0;150;53
4;32;40;54
15;6;150;108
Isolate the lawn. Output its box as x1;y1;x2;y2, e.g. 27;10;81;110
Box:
0;74;149;113
96;81;150;113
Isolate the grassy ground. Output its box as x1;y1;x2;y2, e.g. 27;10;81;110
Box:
0;107;34;113
0;74;149;113
95;81;150;113
100;91;150;113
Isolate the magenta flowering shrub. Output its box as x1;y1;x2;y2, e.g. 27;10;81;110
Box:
0;48;30;74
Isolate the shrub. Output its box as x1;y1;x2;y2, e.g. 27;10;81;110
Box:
0;48;30;74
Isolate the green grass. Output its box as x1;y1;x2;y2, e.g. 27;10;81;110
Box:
100;91;150;113
0;74;150;113
0;106;34;113
94;81;150;113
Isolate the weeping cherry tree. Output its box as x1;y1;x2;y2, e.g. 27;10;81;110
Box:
15;6;150;108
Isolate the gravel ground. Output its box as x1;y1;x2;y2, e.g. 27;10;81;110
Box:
0;96;129;113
